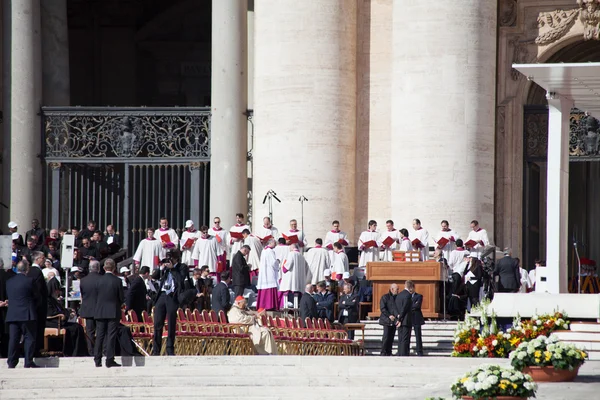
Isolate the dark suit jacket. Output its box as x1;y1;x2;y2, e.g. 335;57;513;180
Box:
155;267;186;305
395;289;413;328
314;290;335;322
494;256;520;291
79;271;102;318
211;281;231;314
337;293;359;323
46;295;69;328
26;227;46;247
93;272;124;320
126;275;147;316
411;292;425;326
379;291;398;326
231;251;250;287
299;292;317;325
104;234;122;254
6;273;37;322
27;264;48;313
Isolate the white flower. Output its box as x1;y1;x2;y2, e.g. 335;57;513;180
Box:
473;346;478;351
492;340;498;346
517;352;526;360
536;319;542;326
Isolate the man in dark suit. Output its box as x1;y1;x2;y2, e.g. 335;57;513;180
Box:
337;283;359;339
104;224;122;255
25;219;46;248
299;284;317;327
314;281;335;322
79;260;103;355
0;258;16;358
411;289;425;356
6;260;39;368
126;266;150;320
231;246;251;297
93;259;124;368
494;249;520;293
152;258;185;356
395;280;414;356
28;251;48;356
378;283;399;356
212;271;232;317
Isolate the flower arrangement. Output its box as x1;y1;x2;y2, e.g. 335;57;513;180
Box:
510;335;587;371
451;364;537;399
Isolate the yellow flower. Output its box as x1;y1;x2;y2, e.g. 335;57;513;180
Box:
544;351;552;361
509;337;521;346
461;377;468;383
499;383;507;390
535;358;541;363
534;350;542;358
512;383;518;389
477;337;485;347
581;351;587;358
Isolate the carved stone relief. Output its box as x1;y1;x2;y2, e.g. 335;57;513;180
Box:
536;0;600;44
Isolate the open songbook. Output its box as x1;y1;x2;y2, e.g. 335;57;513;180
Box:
257;234;273;242
464;239;478;248
160;233;170;243
382;236;395;247
411;238;424;249
436;237;449;249
183;238;195;249
229;231;244;240
282;234;299;244
362;240;378;248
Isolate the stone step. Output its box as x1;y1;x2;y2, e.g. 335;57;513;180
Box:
570;322;600;333
553;331;600;342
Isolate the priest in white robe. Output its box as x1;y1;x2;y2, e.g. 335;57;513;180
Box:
398;229;413;252
410;219;430;261
379;220;401;262
255;216;280;246
279;244;309;308
324;220;349;267
448;240;469;277
465;220;490;259
332;242;350;280
358;220;380;269
227;297;277;355
282;219;308;249
180;220;200;265
256;238;280;310
242;229;263;280
192;226;224;280
208;217;228;274
133;227;162;270
305;239;330;285
154;218;179;259
274;237;290;263
229;213;250;259
435;220;460;261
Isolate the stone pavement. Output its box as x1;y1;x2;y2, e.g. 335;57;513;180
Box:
0;356;598;399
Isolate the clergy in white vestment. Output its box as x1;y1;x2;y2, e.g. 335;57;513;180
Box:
398;228;413;252
379;220;401;262
465;220;490;259
435;220;460;261
332;242;350;280
410;219;430;261
305;239;330;285
274;237;290;262
448;240;468;277
282;219;308;249
242;229;263;279
279;244;309;308
227;297;277;355
256;238;280;310
133;227;162;270
208;217;228;274
180;220;200;265
255;216;280;246
324;220;349;267
192;226;223;278
519;266;533;293
528;259;544;292
229;213;250;259
358;220;380;268
154;218;180;259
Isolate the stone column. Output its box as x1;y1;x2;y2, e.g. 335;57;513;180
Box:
545;94;572;294
210;0;248;229
3;0;43;228
391;0;497;238
253;0;357;241
41;0;70;106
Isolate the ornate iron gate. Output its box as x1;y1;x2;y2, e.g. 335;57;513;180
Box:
42;107;211;252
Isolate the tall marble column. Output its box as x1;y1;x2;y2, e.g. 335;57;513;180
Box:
41;0;70;106
391;0;497;238
210;0;248;229
3;0;43;228
253;0;357;241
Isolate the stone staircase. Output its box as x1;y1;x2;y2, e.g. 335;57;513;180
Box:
362;320;456;356
553;322;600;360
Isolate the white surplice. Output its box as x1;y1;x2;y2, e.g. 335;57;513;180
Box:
154;227;180;259
379;229;401;262
133;238;162;270
257;247;280;290
519;267;533;293
279;250;308;293
254;225;280;244
324;230;349;266
399;237;413;252
358;230;380;267
192;235;223;272
208;226;228;254
448;248;468;276
244;235;263;272
435;229;460;261
180;229;200;265
465;228;490;259
409;227;430;261
332;250;350;276
282;229;308;249
305;246;330;285
229;223;250;258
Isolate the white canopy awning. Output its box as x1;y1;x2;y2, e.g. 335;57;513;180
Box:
513;62;600;119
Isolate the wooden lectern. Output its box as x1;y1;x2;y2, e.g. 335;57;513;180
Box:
366;258;443;319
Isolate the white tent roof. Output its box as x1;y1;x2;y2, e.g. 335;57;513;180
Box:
513;62;600;118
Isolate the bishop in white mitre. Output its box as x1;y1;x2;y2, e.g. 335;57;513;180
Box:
242;229;263;279
379;220;401;262
279;244;309;307
409;219;430;261
192;226;223;277
154;218;179;259
180;220;200;265
305;239;330;285
435;220;460;261
465;220;490;259
255;216;280;246
324;220;349;267
282;219;308;249
229;213;250;258
134;227;162;270
332;242;349;280
358;220;380;268
256;238;280;311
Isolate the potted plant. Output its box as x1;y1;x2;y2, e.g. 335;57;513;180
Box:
509;334;587;382
451;364;537;399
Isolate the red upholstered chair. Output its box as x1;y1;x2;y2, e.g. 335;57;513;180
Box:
218;310;228;324
201;310;211;323
193;309;202;322
268;315;275;327
285;318;294;329
260;314;268;327
276;317;286;328
305;318;314;329
185;308;194;322
209;310;219;323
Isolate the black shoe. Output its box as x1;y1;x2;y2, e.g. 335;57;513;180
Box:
25;363;40;368
106;360;121;368
7;365;16;369
95;361;102;367
416;352;424;357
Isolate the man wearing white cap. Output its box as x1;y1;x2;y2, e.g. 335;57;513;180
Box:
119;266;131;289
7;222;23;246
180;220;200;265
